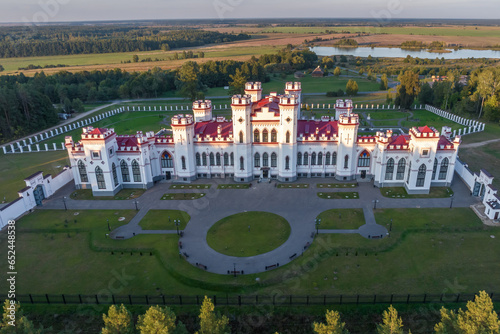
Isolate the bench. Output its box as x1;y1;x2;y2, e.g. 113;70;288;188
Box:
196;263;208;270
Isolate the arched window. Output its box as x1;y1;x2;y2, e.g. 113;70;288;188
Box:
358;151;370;167
202;153;207;166
285;131;290;143
311;152;317;165
332;152;337;166
406;161;412;184
297;152;302;166
262;129;268;142
271;129;277;142
396;158;406;180
254;153;260;167
416;164;426;187
303;152;309;165
239;131;244;144
224;153;229;166
196;153;201;166
240;157;244;170
230;153;234;166
432;158;438;180
112;163;118;186
209;153;215;166
132;160;141;182
181;156;186;170
254;129;260;143
95;166;106;189
285;156;290;170
216;153;221;166
344;155;349;169
325;152;331;165
439;158;449;180
78;160;88;183
263;153;269;167
318;152;323;165
271;153;277;167
121;160;130;182
385;158;394;180
161;152;173;168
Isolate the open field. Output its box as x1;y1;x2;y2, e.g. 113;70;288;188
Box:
1;207;498;297
316;208;365;229
139;210;190;230
459;141;500;190
0;151;69;202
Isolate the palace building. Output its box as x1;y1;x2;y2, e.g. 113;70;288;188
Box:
65;82;460;196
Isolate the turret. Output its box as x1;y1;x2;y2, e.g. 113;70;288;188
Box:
285;82;302;118
244;82;262;102
192;100;212;123
335;99;354;120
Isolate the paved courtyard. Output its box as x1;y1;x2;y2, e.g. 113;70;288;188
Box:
41;176;478;275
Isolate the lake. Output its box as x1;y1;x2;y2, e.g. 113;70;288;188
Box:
310;46;500;59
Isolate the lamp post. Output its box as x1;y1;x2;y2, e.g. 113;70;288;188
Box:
373;199;379;209
107;219;110;231
390;218;393;232
450;194;454;208
175;220;180;235
134;199;139;211
315;218;321;235
233;263;236;277
63;196;67;211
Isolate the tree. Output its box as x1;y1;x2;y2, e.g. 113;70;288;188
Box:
137;305;179;334
380;74;389;90
435;291;500;334
196;296;230;334
176;61;206;101
395;70;421;109
228;68;249;96
334;67;342;76
72;98;85;113
313;310;350;334
101;304;134;334
0;65;4;72
477;68;500;119
376;305;406;334
0;299;40;333
345;79;358;96
132;55;139;63
321;57;334;70
418;82;434;105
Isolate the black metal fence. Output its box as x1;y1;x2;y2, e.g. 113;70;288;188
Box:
1;292;497;307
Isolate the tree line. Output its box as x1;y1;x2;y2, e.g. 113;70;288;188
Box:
0;47;316;143
2;291;499;333
0;26;250;58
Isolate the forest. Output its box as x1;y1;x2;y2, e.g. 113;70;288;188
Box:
0;48;316;143
0;26;251;57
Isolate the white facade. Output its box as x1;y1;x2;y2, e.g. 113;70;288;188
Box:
66;82;460;196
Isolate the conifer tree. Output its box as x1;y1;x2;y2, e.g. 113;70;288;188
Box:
313;310;350;334
196;296;230;334
376;305;408;334
136;305;178;334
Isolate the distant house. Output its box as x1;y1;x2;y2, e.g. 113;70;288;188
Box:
311;66;324;78
294;71;305;79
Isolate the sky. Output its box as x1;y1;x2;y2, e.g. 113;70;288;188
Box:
2;0;499;23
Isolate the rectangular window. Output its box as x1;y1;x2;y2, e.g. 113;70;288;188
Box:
91;151;100;159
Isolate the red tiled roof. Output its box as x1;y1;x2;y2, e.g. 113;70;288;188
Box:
116;136;139;148
88;128;107;135
389;134;410;146
194;121;233;139
253;96;280;112
437;135;454;150
417;126;434;134
297;120;338;139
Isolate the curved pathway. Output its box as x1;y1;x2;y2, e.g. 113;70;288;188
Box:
40;177;477;275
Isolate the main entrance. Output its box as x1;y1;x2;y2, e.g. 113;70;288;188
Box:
33;185;45;206
165;171;171;180
262;167;269;179
361;170;367;179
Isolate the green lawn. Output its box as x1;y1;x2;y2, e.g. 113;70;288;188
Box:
317;192;359;199
368;111;407;120
381;187;454;199
170;184;211;190
161;193;206;200
0;151;69;202
70;188;145;200
139;210;190;230
317;183;358;188
206;212;291;257
2;207;498;296
317;209;365;229
401;109;463;131
277;183;309;188
217;184;250;189
459;141;500;190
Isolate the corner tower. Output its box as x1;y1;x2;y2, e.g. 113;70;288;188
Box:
231;94;253;182
278;94;299;182
192;100;212;123
335;113;359;181
244;82;262;102
171;114;196;181
285;82;302;118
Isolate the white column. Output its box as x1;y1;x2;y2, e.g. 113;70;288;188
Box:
44;144;48;151
17;142;21;149
29;138;33;144
36;144;40;151
19;146;23;153
61;143;65;149
53;143;57;150
176;106;178;111
10;144;14;152
23;140;27;146
225;104;228;109
154;106;157;111
453;130;456;137
2;147;6;154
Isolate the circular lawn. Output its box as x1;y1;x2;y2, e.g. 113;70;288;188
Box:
206;211;291;257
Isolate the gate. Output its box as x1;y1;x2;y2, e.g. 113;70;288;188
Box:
33;185;45;206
